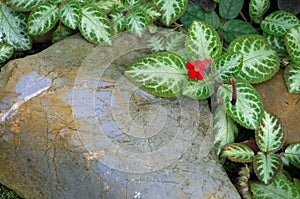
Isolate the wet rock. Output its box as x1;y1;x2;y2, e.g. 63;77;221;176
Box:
255;69;300;145
0;33;240;199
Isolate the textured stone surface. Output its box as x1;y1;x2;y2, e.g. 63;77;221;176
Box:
0;33;240;199
255;69;300;145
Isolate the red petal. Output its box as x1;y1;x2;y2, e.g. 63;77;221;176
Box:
186;61;194;69
188;69;197;79
196;71;205;80
195;60;206;71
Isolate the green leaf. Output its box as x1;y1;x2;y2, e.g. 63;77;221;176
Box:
217;80;263;129
125;52;188;97
264;32;288;58
249;0;270;23
223;19;260;43
28;3;59;35
213;105;239;158
89;0;115;13
228;35;280;83
284;64;300;94
285;26;300;65
182;74;214;99
125;0;140;7
51;24;74;43
221;143;254;162
186;21;221;61
219;0;244;20
254;152;282;184
256;111;285;153
261;11;300;36
0;5;32;50
284;142;300;169
0;43;14;63
153;0;188;26
6;0;46;11
125;9;147;37
141;3;161;21
110;11;126;34
79;5;112;44
180;2;220;29
213;52;243;82
251;174;300;198
59;0;80;30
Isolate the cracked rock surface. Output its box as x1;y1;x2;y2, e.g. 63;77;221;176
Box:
0;33;240;199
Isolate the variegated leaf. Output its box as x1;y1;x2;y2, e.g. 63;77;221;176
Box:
28;3;59;35
59;1;80;30
219;0;244;20
284;64;300;94
125;52;187;97
186;21;221;61
251;174;300;198
90;0;115;13
284;142;300;169
256;111;284;153
141;3;161;21
0;5;32;50
261;11;300;36
221;143;254;162
125;9;147;37
110;12;126;34
249;0;270;23
254;152;282;184
217;80;263;129
153;0;188;26
285;26;300;65
6;0;46;11
79;5;112;44
264;32;287;58
182;74;214;99
228;35;280;83
0;43;14;63
213;52;243;82
125;0;140;7
213;106;239;158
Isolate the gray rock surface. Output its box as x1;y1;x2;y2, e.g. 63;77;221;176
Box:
0;32;240;199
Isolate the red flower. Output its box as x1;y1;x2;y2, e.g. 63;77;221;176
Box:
186;59;213;80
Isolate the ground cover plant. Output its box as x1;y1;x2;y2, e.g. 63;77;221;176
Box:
0;0;300;198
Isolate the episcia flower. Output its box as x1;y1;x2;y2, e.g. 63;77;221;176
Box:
186;59;214;80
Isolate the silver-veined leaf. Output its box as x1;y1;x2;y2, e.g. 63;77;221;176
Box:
0;5;32;50
79;5;112;44
89;0;115;13
251;174;300;198
153;0;188;26
221;143;254;162
213;52;243;82
228;35;280;83
213;105;239;158
59;0;80;30
125;9;147;37
284;64;300;94
249;0;270;23
141;3;161;21
254;152;283;184
223;20;259;43
0;43;14;63
217;80;263;129
285;26;300;65
125;52;187;97
264;32;287;58
182;74;214;99
261;11;300;36
284;142;300;169
28;3;59;35
256;111;284;153
125;0;140;7
110;11;126;34
186;21;221;61
6;0;46;11
219;0;244;20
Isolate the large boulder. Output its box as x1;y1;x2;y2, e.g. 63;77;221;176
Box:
0;32;240;199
